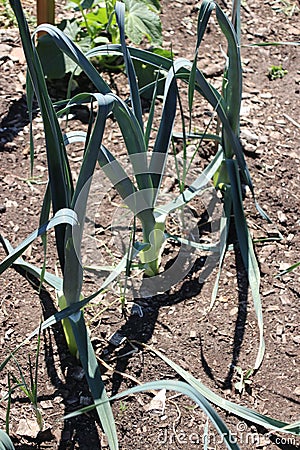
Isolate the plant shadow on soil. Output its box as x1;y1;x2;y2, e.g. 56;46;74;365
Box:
98;241;250;395
0;95;34;151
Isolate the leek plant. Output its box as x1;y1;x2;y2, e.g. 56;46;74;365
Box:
2;0;299;448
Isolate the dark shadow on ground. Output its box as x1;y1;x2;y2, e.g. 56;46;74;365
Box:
221;244;249;390
97;210;251;398
0;95;33;150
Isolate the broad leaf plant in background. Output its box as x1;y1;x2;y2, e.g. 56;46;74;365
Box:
37;0;163;77
0;0;300;448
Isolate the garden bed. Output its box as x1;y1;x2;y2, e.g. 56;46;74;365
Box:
0;0;299;449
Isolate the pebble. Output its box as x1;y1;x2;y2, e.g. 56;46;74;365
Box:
240;129;259;144
277;210;287;224
279;262;290;272
293;335;300;344
229;306;238;316
16;419;40;438
294;387;300;396
0;43;12;59
40;400;53;410
5;199;18;208
260;92;273;99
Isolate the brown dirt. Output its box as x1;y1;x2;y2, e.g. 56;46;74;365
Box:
0;0;300;449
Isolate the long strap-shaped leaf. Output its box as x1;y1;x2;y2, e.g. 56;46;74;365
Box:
115;1;143;131
189;0;215;113
86;44;171;67
0;209;78;275
215;2;242;136
62;92;151;195
64;380;241;450
70;313;118;450
9;0;74;267
59;91;127;449
205;190;232;312
231;0;241;45
226;159;265;370
63;129;156;238
141;345;300;435
158;146;223;216
63;93;114;306
0;237;63;291
148;59;178;200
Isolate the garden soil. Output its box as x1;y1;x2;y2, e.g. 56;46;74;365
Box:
0;0;299;449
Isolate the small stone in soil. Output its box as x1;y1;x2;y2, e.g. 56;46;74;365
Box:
292;335;300;344
16;419;40;438
293;387;300;396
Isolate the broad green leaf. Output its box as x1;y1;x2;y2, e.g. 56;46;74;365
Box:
37;20;81;78
34;23;111;94
85;8;108;31
137;0;161;12
124;0;162;45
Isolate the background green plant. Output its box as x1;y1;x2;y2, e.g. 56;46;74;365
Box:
0;0;17;27
37;0;162;77
271;0;299;16
268;64;288;80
